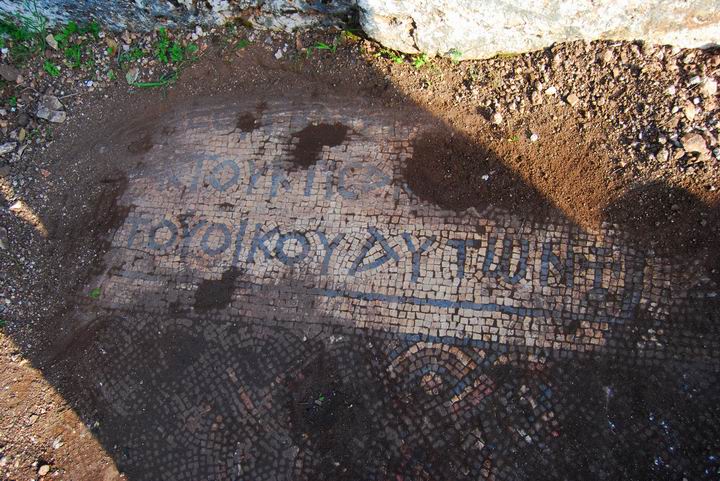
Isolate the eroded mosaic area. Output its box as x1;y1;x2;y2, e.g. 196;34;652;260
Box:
72;101;720;480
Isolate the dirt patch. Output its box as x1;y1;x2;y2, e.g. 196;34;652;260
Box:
193;267;242;311
290;122;349;170
405;129;554;218
233;101;267;133
235;112;259;132
498;108;618;227
127;133;154;154
603;181;720;257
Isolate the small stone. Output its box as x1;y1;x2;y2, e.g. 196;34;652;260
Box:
274;49;283;59
40;95;63;111
0;227;8;250
667;85;676;96
700;77;717;97
46;33;58;50
565;93;580;107
688;75;702;86
47;110;67;123
0;64;20;82
530;89;542;105
38;464;50;476
126;67;140;84
544;86;557;95
36;105;66;123
17;112;30;127
0;142;17;155
530;133;539;142
601;49;614;64
491;112;503;125
683;102;696;121
656;149;669;163
681;133;708;154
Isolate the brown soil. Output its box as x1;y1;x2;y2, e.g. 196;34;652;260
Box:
405;129;555;217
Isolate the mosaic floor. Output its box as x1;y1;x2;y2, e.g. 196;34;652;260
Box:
69;100;720;480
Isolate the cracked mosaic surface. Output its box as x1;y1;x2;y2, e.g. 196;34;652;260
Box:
71;101;720;480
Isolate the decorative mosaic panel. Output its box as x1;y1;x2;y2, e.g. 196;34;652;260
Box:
75;101;720;480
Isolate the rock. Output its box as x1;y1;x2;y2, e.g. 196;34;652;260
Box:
681;133;708;154
46;33;59;50
531;89;542;105
40;95;63;111
35;95;67;124
701;77;718;97
601;49;614;64
36;105;52;121
683;102;696;121
0;64;20;82
47;110;67;123
565;93;580;107
544;85;557;95
274;48;283;59
126;67;140;84
357;0;720;59
656;149;669;163
530;133;539;142
38;464;50;476
491;112;503;124
16;112;30;127
0;142;17;155
0;227;7;250
36;103;67;123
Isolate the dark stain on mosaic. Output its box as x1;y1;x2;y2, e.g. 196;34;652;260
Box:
290;122;349;170
193;266;242;311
